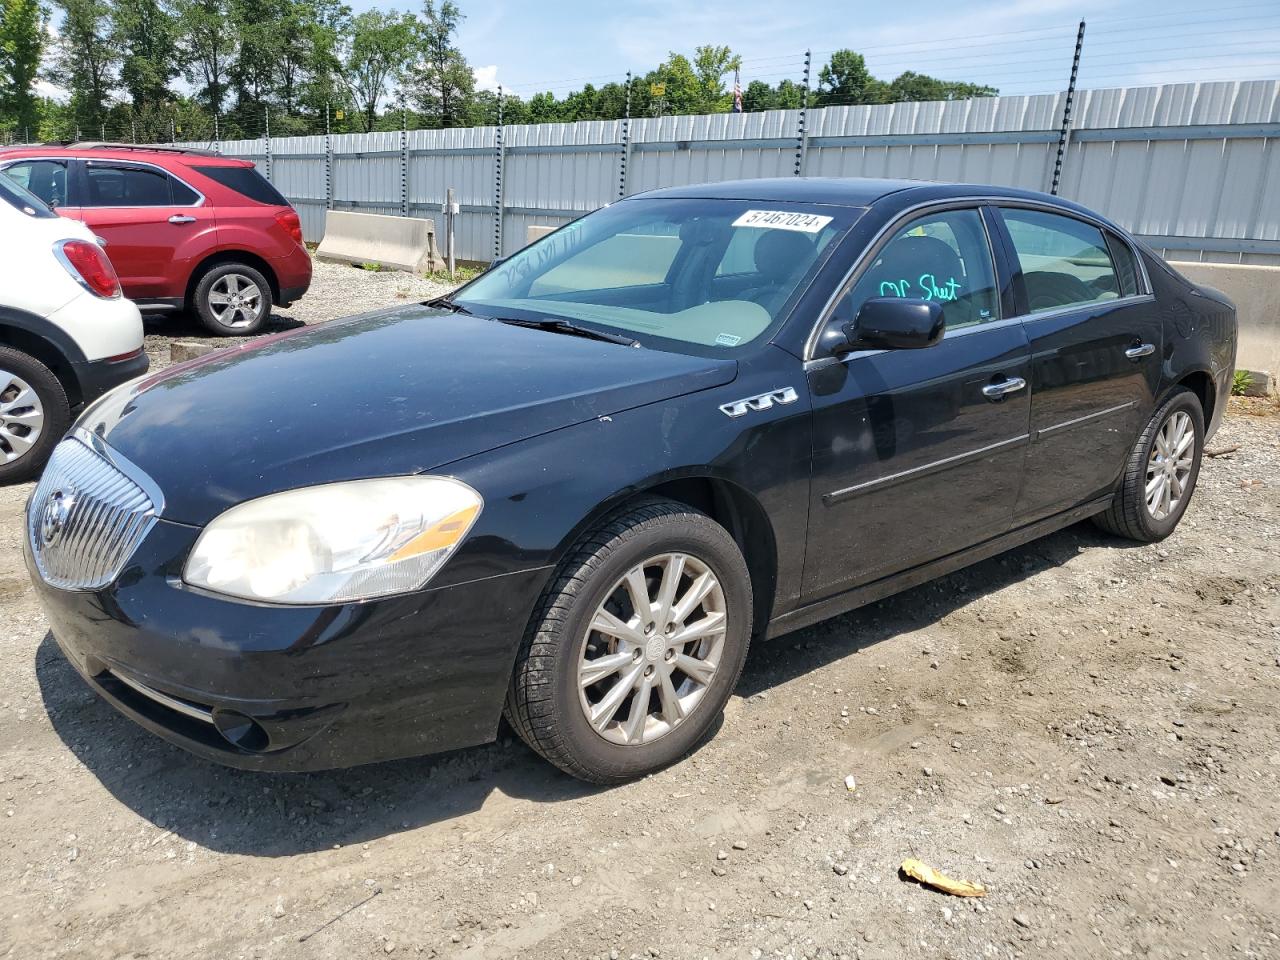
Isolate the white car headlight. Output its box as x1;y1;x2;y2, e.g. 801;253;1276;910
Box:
183;477;482;604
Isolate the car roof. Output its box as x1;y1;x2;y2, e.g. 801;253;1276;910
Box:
628;177;1121;228
0;143;251;167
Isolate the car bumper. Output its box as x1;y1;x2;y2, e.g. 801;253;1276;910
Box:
72;348;150;405
26;517;550;772
273;248;313;306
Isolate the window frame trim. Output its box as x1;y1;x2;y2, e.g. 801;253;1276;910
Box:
76;158;207;210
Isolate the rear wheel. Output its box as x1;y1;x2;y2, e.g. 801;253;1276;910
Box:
1093;387;1204;542
193;263;272;336
505;499;752;784
0;347;70;484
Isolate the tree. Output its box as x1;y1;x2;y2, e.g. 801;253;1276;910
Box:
49;0;119;133
0;0;46;138
410;0;472;128
279;0;350;117
112;0;179;112
339;9;418;131
691;44;740;112
886;70;997;102
816;49;881;106
174;0;236;114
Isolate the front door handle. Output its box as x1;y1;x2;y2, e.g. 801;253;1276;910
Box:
982;376;1027;401
1125;342;1155;360
168;214;196;225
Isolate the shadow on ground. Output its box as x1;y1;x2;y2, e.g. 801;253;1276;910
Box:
36;521;1121;858
143;310;305;340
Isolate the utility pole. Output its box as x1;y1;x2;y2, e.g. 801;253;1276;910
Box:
1050;20;1086;196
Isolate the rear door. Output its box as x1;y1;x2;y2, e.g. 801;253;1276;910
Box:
992;205;1163;523
68;159;214;303
802;205;1032;601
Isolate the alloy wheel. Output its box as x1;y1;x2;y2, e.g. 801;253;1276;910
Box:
577;553;727;746
1146;410;1195;521
0;369;44;465
208;273;264;329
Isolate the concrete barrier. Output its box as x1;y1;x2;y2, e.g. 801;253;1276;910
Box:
316;211;441;274
525;225;556;247
1170;261;1279;384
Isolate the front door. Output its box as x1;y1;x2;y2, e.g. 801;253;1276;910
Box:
803;206;1032;602
67;159;214;303
993;206;1164;523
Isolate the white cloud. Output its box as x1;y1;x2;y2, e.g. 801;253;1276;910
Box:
473;64;501;93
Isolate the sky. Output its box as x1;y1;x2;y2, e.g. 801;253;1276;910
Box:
428;0;1280;101
35;0;1280;104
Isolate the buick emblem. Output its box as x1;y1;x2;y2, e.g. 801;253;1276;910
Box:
41;489;74;545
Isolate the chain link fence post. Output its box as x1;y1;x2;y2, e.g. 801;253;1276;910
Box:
1050;20;1086;196
795;49;811;176
493;85;505;261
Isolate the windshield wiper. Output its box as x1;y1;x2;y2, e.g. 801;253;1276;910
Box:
424;295;475;316
495;317;640;348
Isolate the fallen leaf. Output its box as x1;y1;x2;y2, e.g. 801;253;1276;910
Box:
901;858;987;897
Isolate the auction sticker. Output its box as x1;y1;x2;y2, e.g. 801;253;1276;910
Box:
732;209;833;233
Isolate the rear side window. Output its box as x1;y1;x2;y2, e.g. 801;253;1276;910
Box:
84;164;174;206
0;173;57;217
1105;232;1141;297
1001;208;1124;313
193;165;289;206
2;159;68;208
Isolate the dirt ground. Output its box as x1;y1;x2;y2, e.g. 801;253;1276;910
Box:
1;273;1278;959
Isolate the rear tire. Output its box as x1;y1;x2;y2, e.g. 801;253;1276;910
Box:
1093;387;1204;543
505;499;752;784
0;347;70;484
193;263;272;336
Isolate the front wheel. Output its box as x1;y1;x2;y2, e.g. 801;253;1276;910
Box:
505;500;753;784
193;263;272;336
1093;387;1204;542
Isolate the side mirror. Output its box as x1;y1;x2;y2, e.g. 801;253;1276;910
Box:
820;297;945;354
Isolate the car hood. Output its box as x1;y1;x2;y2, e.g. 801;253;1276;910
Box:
80;306;738;524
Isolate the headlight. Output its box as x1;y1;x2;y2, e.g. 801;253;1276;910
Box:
183;477;482;604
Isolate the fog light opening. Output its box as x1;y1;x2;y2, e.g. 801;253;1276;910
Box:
212;710;271;752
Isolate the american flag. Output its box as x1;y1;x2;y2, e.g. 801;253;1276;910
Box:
733;69;743;113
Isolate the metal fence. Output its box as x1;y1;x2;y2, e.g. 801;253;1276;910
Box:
194;79;1280;267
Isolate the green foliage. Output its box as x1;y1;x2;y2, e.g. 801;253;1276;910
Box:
112;0;177;111
0;0;46;136
341;9;419;132
1232;370;1254;396
410;0;471;128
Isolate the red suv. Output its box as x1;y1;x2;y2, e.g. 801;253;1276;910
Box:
0;143;312;336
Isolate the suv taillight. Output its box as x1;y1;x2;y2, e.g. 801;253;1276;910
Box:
54;239;122;299
274;209;303;245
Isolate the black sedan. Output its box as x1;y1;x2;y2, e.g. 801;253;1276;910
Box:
25;178;1236;783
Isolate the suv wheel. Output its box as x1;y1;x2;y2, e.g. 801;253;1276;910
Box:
0;346;70;484
194;263;272;336
505;499;752;784
1093;387;1204;542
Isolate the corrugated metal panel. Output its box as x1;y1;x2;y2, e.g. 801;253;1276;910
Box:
179;80;1280;266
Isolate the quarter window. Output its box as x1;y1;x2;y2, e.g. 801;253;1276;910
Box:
842;208;1000;330
1;160;68;208
1001;208;1127;313
84;164;175;207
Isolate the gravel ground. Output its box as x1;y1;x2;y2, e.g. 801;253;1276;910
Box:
0;267;1278;959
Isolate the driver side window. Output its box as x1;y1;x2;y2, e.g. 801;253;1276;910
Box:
842;208;999;330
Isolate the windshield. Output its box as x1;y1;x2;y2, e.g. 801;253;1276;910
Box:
454;197;861;355
0;173;57;218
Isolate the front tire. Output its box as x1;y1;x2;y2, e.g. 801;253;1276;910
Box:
505;499;753;784
193;263;272;336
1093;387;1204;542
0;347;70;484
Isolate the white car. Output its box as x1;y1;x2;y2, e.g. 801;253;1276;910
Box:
0;175;147;482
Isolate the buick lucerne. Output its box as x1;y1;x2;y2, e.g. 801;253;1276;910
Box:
25;178;1237;783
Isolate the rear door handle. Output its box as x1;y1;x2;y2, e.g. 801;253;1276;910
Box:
982;376;1027;401
168;215;196;225
1125;342;1155;360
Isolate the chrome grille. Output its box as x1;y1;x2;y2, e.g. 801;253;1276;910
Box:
27;434;160;590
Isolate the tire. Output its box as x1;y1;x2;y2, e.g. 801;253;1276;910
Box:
505;499;753;784
1092;387;1204;543
0;346;70;484
193;263;273;336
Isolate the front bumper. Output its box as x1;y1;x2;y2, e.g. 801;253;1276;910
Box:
26;517;550;772
72;349;150;406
